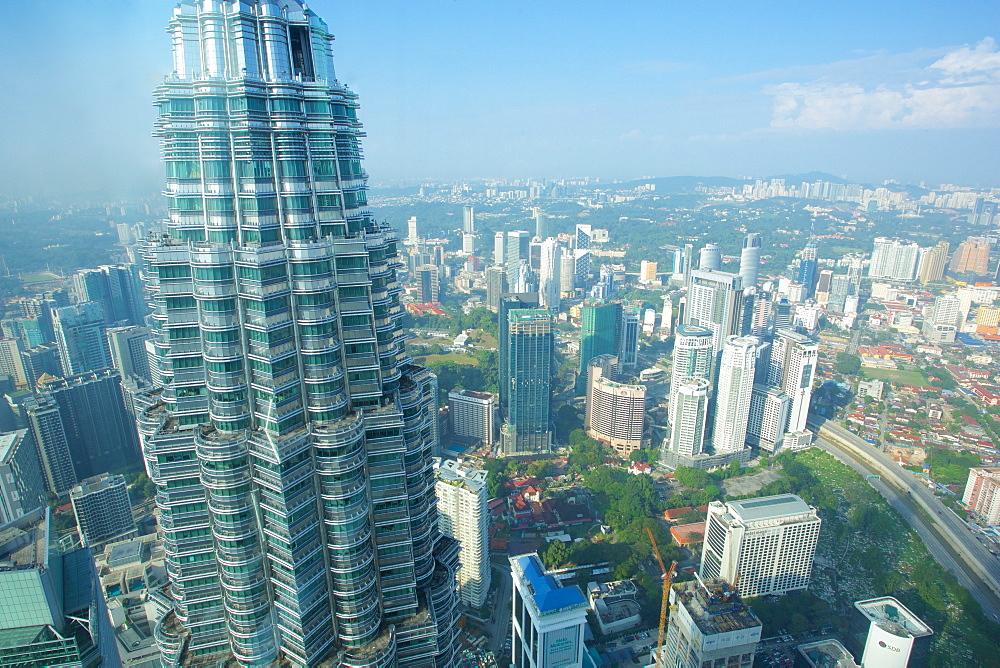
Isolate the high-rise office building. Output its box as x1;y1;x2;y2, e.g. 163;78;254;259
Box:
19;344;63;389
712;336;759;454
448;389;496;447
585;366;646;457
869;238;920;281
667;378;710;458
499;293;540;412
52;302;111;376
699;243;722;272
617;306;641;377
767;329;818;438
495;231;508;265
559;249;576;296
918;240;949;284
746;384;791;453
72;264;146;327
576;300;622;394
407;215;419;243
686;270;744;354
510;553;589;668
136;3;459;665
106;325;153;385
797;239;818;298
17;297;56;344
434;459;490;608
506;230;532;280
538;238;562;309
44;369;141;481
700;494;821;597
668;324;714;410
24;398;77;494
462;232;476;255
661;579;761;668
0;507;121;667
814;269;834;302
416;264;440;303
501;309;553;456
0;338;28;388
739;233;762;287
486;265;508;312
463;205;476;233
532;207;548;240
69;473;137;548
0;429;47;524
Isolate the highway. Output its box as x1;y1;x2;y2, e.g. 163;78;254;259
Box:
810;416;1000;621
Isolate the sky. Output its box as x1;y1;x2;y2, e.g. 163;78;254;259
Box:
0;0;998;198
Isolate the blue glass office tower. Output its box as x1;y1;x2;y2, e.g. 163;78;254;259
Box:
137;2;458;666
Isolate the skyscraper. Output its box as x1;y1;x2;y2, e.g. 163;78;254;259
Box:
668;324;714;416
797;239;818;299
767;329;818;438
72;264;146;327
25;398;77;494
137;3;459;665
52;302;111;376
686;269;744;354
739;232;762;287
463;205;476;233
869;238;920;281
699;243;722;272
106;325;153;385
69;473;137;548
538;238;562;309
0;429;47;524
501;309;553;456
585;366;646;458
485;265;508;312
667;378;710;458
700;494;821;597
617;306;641;377
711;336;759;454
448;389;496;447
661;579;761;668
510;553;589;668
918;241;949;284
576;301;622;394
532;207;548;240
434;460;491;609
949;237;991;275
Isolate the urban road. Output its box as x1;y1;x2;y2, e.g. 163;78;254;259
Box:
809;416;1000;622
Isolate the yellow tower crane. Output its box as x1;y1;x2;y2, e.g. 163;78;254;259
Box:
646;527;677;668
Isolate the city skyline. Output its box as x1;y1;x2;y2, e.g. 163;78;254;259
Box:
0;2;998;199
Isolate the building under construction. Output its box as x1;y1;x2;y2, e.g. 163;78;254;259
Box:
659;577;761;668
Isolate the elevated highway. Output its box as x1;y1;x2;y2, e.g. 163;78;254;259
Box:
809;416;1000;621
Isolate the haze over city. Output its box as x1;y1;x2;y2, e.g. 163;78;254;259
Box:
1;0;998;197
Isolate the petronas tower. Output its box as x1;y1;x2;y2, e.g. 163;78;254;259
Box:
136;2;459;665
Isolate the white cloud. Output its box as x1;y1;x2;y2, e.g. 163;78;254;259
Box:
767;38;1000;131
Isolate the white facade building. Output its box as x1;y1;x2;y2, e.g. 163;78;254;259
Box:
448;389;496;446
768;329;818;438
510;553;589;668
700;494;821;598
586;373;646;458
70;473;137;548
963;467;1000;524
746;385;791;453
434;459;491;608
661;579;761;668
851;597;932;668
668;378;710;458
869;238;920;281
712;336;759;453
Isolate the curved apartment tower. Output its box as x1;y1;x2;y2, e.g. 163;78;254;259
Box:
137;2;459;666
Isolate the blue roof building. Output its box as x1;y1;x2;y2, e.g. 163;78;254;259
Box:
509;553;589;668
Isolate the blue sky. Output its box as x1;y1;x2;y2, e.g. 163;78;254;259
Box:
0;1;997;196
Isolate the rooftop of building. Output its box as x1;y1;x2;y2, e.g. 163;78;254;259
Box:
853;597;933;638
511;553;588;616
723;493;815;524
449;389;494;401
676;323;713;337
70;472;126;498
671;578;761;636
796;639;859;668
0;507;49;570
434;458;488;492
0;429;27;464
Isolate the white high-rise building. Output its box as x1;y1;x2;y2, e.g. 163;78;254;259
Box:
463;205;476;233
462;232;476;255
448;389;496;446
740;232;762;287
668;378;710;457
661;579;762;668
686;270;744;354
510;553;589;668
639;260;658;284
434;459;491;608
585;368;646;458
0;338;28;388
699;243;722;271
931;294;962;327
712;336;759;453
669;324;714;411
538;238;562;309
963;467;1000;524
851;597;933;668
767;329;818;437
700;494;821;597
407;215;419;243
495;231;508;265
746;384;791;452
869;237;920;281
106;326;152;385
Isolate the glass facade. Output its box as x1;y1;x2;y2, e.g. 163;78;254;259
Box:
136;2;458;666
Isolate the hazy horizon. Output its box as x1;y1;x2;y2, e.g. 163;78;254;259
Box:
1;0;998;199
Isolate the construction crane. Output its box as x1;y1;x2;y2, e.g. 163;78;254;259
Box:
646;527;677;668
